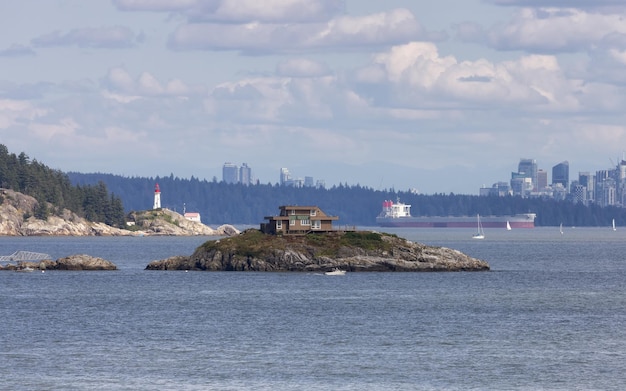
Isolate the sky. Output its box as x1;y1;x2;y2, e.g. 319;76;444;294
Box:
2;0;626;194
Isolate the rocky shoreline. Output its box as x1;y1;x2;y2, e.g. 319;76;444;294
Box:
146;229;490;272
2;189;490;273
0;188;238;236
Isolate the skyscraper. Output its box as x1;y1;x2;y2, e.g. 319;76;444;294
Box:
537;169;548;191
239;163;252;185
579;172;594;203
518;158;538;191
280;168;291;185
552;161;569;190
222;162;239;184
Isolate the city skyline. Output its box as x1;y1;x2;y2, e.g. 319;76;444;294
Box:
482;155;626;208
2;1;626;194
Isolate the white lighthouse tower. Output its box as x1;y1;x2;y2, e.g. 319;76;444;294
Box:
153;183;161;209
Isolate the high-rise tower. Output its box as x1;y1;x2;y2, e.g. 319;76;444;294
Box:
153;183;161;209
239;163;252;185
552;161;569;190
518;158;538;191
222;162;239;184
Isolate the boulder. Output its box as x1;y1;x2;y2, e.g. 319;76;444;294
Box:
55;254;117;270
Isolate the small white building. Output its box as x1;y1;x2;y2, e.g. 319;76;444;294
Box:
184;212;201;223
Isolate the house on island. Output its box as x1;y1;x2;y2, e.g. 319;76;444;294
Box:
260;205;339;235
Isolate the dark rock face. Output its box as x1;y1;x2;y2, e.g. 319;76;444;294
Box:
146;230;490;272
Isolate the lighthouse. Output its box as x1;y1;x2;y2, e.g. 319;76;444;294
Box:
153;183;161;209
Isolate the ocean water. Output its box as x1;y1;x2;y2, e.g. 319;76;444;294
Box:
1;227;626;390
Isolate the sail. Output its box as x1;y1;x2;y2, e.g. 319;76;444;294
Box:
472;214;485;239
506;221;511;231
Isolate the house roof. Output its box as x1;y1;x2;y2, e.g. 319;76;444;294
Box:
264;205;339;221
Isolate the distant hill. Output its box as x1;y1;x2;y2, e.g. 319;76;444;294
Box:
67;171;626;227
25;142;622;228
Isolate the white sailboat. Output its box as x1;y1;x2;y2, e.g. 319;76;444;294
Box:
559;223;563;235
506;221;512;231
472;214;485;239
612;219;616;231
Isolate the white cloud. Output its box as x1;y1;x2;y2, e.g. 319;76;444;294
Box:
486;8;626;52
0;100;49;129
138;72;164;95
168;8;426;53
194;0;345;23
276;58;331;78
609;49;626;64
102;67;200;98
29;118;79;140
31;26;138;49
488;0;626;9
112;0;199;12
114;0;344;23
206;78;292;122
369;42;576;109
0;44;35;57
105;67;136;93
5;0;626;193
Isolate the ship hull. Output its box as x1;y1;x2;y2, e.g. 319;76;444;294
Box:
376;214;536;228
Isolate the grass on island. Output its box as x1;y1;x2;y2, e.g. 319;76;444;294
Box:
198;229;399;258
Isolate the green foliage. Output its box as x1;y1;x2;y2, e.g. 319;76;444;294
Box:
0;144;126;227
341;231;384;250
202;229;271;258
201;229;394;260
66;165;626;228
34;197;50;220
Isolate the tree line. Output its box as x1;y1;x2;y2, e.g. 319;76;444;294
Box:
0;144;126;227
67;171;626;227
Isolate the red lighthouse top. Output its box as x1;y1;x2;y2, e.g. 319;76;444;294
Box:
155;183;160;193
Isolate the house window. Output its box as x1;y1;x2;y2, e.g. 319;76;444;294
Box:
310;209;316;216
301;219;310;226
312;220;321;229
276;220;282;229
290;209;296;215
290;219;295;226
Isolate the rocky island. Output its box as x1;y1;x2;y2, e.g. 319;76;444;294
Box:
146;229;490;272
1;254;117;271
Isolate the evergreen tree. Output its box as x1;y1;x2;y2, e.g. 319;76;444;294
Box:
0;144;127;226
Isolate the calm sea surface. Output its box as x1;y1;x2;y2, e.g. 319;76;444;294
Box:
1;227;626;390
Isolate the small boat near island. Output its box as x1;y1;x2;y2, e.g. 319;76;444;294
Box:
325;268;346;276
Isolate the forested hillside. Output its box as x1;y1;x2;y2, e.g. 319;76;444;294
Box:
67;172;626;227
0;145;126;227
